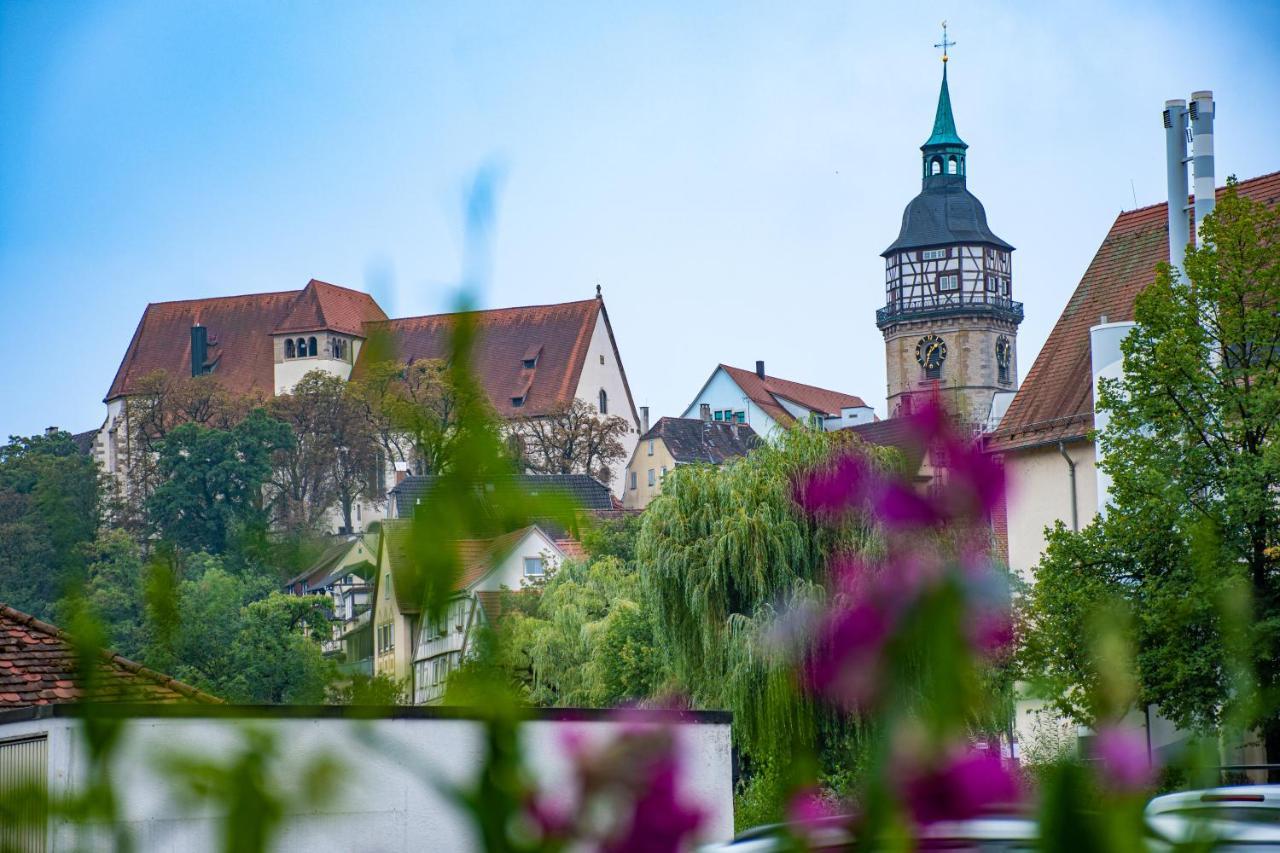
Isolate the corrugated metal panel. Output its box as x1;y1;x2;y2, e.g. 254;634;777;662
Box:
0;734;48;853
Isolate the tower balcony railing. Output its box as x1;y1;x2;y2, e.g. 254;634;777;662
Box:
876;292;1024;328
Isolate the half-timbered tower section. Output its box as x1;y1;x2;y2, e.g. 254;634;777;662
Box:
876;62;1023;425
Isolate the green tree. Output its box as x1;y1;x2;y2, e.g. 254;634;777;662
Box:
64;529;149;661
226;592;333;704
636;427;888;790
147;409;292;554
1021;182;1280;759
0;430;101;618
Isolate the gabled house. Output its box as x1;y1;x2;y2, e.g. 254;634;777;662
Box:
0;604;220;707
283;534;379;672
370;519;571;701
410;525;568;705
682;362;874;439
623;416;759;509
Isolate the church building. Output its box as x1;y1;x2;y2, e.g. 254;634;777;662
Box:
877;57;1022;427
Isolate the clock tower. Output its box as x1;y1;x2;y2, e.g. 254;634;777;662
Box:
876;52;1022;425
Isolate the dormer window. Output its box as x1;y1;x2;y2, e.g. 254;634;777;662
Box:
522;357;537;369
522;344;542;370
511;396;525;408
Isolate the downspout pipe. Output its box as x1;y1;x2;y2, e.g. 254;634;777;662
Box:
1058;441;1078;532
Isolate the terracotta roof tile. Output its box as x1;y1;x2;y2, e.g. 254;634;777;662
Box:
989;172;1280;452
273;279;387;336
0;604;221;707
719;364;868;426
360;299;614;419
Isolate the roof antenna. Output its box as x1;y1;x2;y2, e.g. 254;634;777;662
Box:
1130;179;1138;209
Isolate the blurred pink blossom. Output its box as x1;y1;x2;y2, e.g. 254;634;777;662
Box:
806;601;894;709
902;750;1020;825
605;754;705;853
1093;726;1156;792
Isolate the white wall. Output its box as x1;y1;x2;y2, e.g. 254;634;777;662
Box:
571;310;641;496
1004;441;1098;584
2;709;734;851
682;368;781;438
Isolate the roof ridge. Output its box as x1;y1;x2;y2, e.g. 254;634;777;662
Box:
0;603;221;704
375;298;599;325
145;289;302;308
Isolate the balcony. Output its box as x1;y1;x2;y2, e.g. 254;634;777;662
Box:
876;292;1024;329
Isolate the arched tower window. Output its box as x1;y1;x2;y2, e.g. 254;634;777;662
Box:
296;338;306;356
930;157;942;176
285;339;295;359
598;389;608;415
308;337;318;357
948;155;958;174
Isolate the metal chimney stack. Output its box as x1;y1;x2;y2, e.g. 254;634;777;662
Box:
1190;90;1216;241
1162;99;1190;274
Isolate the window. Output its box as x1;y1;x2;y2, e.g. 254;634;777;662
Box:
523;557;544;577
296;338;306;356
599;354;605;365
376;623;395;654
948;155;958;174
986;275;1000;292
285;339;295;358
648;468;655;487
735;411;746;423
308;337;318;357
714;410;723;422
922;249;946;261
598;389;608;414
630;471;637;490
938;274;959;292
384;573;390;600
930;157;942;175
511;396;525;408
647;440;654;456
660;466;667;479
998;362;1010;384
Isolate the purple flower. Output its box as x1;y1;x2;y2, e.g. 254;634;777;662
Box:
805;601;894;709
605;755;705;853
902;750;1020;825
794;452;872;516
1093;726;1156;792
787;787;840;826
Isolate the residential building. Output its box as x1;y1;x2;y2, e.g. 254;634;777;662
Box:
371;518;572;700
988;169;1280;763
389;473;617;520
96;282;642;528
876;62;1022;427
682;362;873;439
622;416;759;509
410;525;569;704
283;533;379;674
0;604;220;707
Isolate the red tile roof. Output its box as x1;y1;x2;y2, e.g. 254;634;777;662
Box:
718;364;868;426
274;279;387;336
105;279;382;401
360;298;632;420
0;605;220;706
989;172;1280;452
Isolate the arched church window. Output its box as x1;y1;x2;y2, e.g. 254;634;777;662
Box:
598;389;608;415
930;158;942;175
948;156;958;174
285;339;295;359
308;337;318;357
296;338;306;357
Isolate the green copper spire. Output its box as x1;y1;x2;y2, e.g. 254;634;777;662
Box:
924;65;967;149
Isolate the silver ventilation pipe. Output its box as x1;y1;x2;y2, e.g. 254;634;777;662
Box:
1190;90;1216;241
1162;99;1190;274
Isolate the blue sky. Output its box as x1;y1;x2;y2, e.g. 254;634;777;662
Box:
2;1;1277;439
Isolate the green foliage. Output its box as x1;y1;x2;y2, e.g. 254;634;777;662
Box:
1022;183;1280;749
147;409;292;554
63;529;149;661
0;429;101;618
636;427;882;760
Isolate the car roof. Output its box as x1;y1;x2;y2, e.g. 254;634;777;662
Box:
1147;785;1280;815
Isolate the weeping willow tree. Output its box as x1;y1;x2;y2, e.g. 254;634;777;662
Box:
637;427;893;792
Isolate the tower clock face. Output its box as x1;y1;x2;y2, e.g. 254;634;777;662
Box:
995;335;1011;367
915;334;947;369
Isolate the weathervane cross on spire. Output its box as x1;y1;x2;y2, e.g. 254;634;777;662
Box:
934;20;955;63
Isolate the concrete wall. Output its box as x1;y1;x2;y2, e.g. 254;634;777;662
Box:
571;312;641;496
0;707;735;851
272;333;360;395
1004;440;1098;583
623;437;678;509
682;369;781;438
